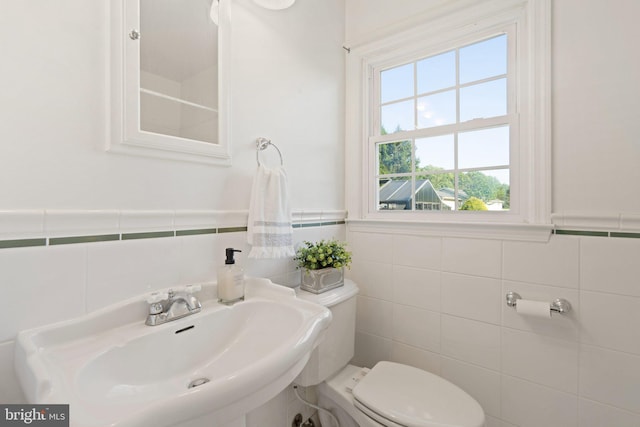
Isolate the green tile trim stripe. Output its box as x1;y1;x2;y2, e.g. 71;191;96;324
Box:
49;234;120;245
218;226;248;234
554;229;609;237
176;228;218;237
122;231;175;240
610;232;640;239
294;220;346;228
0;220;346;249
554;229;640;239
0;238;47;249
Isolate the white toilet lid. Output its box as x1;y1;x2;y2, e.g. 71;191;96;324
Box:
352;361;484;427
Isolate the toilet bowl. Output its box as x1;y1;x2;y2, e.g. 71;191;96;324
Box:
295;280;484;427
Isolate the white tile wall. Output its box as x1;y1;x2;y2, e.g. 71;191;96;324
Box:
348;228;640;426
0;215;345;423
3;219;638;426
441;315;501;371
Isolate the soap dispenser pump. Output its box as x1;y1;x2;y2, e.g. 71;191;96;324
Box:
217;248;245;304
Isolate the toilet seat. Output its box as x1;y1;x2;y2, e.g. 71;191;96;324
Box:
352;362;485;427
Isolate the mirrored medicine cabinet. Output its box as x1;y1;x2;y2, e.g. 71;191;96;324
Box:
109;0;231;164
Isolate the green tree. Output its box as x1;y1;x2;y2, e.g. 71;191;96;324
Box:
460;197;488;211
378;126;413;174
418;165;455;190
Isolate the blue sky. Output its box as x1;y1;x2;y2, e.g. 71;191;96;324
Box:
379;34;510;185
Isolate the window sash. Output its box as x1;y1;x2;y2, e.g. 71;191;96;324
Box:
369;25;517;215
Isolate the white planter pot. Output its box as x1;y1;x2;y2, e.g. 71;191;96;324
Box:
300;267;344;294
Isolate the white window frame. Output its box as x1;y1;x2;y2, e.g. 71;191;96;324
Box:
345;0;552;239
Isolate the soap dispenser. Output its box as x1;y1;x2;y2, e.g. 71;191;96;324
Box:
217;248;245;304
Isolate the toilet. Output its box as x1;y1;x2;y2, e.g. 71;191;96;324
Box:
295;279;485;427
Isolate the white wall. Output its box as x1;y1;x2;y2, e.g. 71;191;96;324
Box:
0;0;344;211
0;1;345;425
345;1;640;426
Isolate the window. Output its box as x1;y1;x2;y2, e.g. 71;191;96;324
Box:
375;33;513;212
347;0;551;228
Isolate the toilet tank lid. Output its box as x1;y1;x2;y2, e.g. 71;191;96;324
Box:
296;279;359;307
353;361;485;427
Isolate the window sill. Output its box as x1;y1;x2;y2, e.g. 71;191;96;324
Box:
346;218;553;242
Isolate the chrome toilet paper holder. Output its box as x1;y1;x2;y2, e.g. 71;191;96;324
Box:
505;291;572;315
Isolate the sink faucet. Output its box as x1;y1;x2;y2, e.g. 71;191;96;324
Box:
145;285;202;326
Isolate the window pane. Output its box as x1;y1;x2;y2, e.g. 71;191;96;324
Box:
417;90;456;129
458;169;510;210
415;134;454;171
381;63;414;103
417;50;455;94
378;140;412;174
379;177;411;210
460;34;507;84
460;78;507;122
411;176;447;211
458;126;509;169
381;100;414;134
416;174;455;210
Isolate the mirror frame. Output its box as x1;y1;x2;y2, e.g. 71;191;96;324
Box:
108;0;231;165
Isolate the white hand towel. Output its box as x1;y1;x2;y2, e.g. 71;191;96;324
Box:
247;164;295;259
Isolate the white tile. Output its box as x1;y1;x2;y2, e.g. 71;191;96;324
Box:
353;331;392;368
390;341;441;375
392;265;440;312
349;260;393;300
579;344;640;414
86;238;181;311
441;315;501;371
578;398;640;427
246;387;287;427
620;213;640;231
177;234;218;284
581;236;640;297
346;232;393;263
442;272;501;324
392;304;440;353
502;281;580;341
502;328;578;393
355;296;393;338
442;238;501;278
0;210;44;238
0;245;87;342
580;291;640;356
501;375;578;427
119;210;175;232
0;341;26;403
45;209;120;236
392;234;442;270
203;210;246;229
173;210;218;230
503;235;579;288
441;357;501;418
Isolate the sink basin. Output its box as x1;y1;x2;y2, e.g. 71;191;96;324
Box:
15;278;331;427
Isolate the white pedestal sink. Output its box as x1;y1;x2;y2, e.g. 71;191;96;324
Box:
14;278;331;427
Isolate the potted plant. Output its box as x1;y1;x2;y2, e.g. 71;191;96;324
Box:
294;239;352;294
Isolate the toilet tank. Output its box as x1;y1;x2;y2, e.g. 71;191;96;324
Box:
294;279;359;386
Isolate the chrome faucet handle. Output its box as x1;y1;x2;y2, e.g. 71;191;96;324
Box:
185;284;202;294
146;291;168;304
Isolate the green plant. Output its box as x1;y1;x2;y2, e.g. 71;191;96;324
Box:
460;196;488;211
294;239;352;270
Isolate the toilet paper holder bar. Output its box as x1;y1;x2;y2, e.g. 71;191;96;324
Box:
505;292;572;314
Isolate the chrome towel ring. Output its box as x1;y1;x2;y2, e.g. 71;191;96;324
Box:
256;137;284;166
